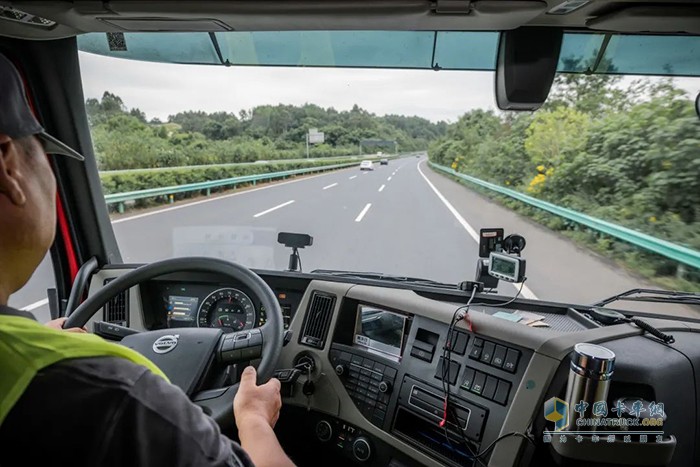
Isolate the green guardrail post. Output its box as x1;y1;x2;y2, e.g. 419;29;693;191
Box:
253;180;257;186
206;187;211;196
169;194;174;204
118;202;124;214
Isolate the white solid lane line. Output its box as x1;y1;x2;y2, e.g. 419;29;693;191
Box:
378;184;386;192
323;183;338;190
349;175;358;180
416;160;538;300
253;200;295;218
21;298;49;311
355;203;372;222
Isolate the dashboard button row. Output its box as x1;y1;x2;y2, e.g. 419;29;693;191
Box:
461;367;511;405
469;338;520;373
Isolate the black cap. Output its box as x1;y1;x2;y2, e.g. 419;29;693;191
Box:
0;53;84;161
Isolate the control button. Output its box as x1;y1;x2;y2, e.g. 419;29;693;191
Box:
452;331;469;355
249;331;262;347
469;345;482;360
370;372;382;382
368;385;379;395
376;402;388;412
492;345;507;368
503;349;520;373
494;380;511;405
379;393;390;404
435;357;460;385
352;437;372;462
371;413;384;427
480;342;495;365
384;367;397;380
360;368;372;377
335;364;347;376
357;387;368;397
410;346;433;362
373;362;385;373
361;358;374;370
473;338;484;348
315;420;333;442
461;368;476;391
221;349;242;362
359;375;371;385
483;376;498;400
351;355;363;366
362;404;374;418
221;337;235;352
471;371;486;395
340;351;352;363
378;381;392;394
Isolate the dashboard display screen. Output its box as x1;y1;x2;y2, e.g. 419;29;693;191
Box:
167;295;199;325
354;306;409;362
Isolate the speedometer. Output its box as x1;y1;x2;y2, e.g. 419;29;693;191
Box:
197;288;256;332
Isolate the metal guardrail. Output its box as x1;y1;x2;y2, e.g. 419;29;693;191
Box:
100;154;382;175
105;161;359;213
429;161;700;270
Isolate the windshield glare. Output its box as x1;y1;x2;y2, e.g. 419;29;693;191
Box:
77;33;700;306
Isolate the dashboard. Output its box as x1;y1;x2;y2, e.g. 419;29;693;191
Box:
137;276;301;332
86;266;700;467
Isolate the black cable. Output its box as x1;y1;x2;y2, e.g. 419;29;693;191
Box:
471;279;527;308
440;288;479;462
629;317;675;344
470;431;535;459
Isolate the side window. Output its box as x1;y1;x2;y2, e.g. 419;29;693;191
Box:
7;253;55;323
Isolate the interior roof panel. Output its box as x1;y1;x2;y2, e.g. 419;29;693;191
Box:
1;0;700;40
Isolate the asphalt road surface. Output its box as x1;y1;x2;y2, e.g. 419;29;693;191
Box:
11;155;684;322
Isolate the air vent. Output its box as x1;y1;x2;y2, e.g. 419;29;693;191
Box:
103;279;129;327
299;292;336;349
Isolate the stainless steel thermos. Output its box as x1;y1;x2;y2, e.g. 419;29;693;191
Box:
565;343;616;431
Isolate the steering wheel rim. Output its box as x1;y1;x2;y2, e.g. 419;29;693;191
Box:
66;257;284;384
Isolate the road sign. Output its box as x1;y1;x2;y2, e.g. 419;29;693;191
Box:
308;129;324;144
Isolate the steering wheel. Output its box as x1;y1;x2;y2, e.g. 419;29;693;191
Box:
64;257;284;428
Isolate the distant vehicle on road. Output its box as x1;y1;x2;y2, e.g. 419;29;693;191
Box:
380;158;389;165
360;160;374;171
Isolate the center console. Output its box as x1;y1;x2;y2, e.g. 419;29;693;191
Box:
327;297;532;466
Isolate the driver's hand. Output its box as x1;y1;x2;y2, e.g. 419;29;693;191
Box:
45;317;87;333
234;366;282;429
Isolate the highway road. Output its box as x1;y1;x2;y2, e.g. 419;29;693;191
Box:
10;156;680;322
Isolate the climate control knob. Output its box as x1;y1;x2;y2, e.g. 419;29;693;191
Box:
352;437;372;462
315;420;333;442
334;364;346;376
378;380;392;394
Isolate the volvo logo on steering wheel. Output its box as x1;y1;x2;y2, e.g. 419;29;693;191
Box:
153;334;180;354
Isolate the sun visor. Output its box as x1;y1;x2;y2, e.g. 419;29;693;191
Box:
587;6;700;35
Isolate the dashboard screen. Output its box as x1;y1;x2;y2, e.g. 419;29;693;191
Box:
354;305;409;362
167;295;199;325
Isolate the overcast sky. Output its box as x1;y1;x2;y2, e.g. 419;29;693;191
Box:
78;51;700;123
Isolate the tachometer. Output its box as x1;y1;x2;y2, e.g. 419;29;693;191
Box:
197;288;256;332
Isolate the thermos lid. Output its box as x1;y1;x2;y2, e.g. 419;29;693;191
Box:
571;343;616;380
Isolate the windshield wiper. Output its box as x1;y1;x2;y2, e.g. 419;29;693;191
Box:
594;288;700;307
310;269;458;289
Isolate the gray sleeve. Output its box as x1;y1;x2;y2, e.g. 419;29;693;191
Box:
97;368;253;467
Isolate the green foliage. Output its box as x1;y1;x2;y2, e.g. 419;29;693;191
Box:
87;93;444;171
429;75;700;288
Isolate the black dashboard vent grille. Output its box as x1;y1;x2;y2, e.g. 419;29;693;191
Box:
299;292;336;349
103;278;129;326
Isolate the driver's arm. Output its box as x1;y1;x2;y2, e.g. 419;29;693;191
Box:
234;366;296;467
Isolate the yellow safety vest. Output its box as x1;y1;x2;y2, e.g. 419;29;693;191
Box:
0;314;167;425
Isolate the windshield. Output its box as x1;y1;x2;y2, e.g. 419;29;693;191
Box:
77;31;700;306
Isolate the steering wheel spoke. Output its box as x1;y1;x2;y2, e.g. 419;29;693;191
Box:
219;328;263;364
